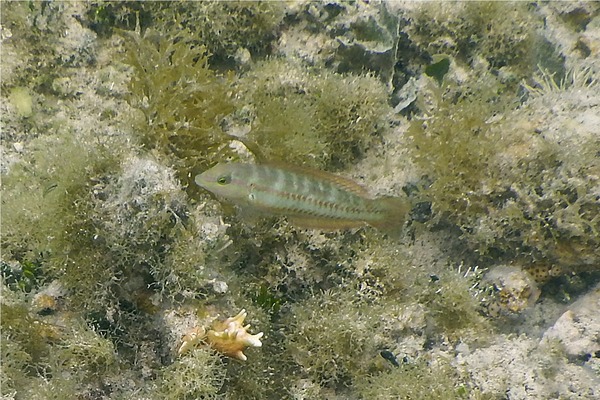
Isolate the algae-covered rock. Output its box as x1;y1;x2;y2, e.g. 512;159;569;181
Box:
1;2;599;399
408;67;600;272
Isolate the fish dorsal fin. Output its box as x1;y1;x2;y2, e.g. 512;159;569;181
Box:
263;161;371;198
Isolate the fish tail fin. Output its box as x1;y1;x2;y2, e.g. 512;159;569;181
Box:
368;196;410;232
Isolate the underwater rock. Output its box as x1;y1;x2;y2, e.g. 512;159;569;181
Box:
276;1;398;84
541;283;600;361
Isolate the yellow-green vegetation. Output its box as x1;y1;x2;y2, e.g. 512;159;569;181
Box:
221;339;293;400
154;348;225;400
8;87;33;118
1;2;66;89
354;357;487;400
152;1;286;65
1;134;121;284
0;132;234;397
84;2;154;37
338;237;491;341
405;2;562;85
284;288;384;388
1;287;116;398
86;1;286;68
122;29;391;188
408;74;515;234
408;69;600;272
280;237;490;394
236;59;391;169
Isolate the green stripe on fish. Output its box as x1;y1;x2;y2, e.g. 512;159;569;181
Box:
195;163;409;230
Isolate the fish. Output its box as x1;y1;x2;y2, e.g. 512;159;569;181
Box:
195;162;409;231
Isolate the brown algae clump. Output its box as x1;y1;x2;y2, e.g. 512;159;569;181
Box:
122;28;236;188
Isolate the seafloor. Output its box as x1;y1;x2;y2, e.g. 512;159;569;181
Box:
1;2;599;399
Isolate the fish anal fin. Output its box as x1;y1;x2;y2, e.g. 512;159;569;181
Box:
287;216;367;231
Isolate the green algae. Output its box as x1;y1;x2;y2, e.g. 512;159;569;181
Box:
155;348;225;400
1;134;121;289
354;357;488;400
406;2;549;82
236;58;391;169
408;69;600;272
1;287;117;398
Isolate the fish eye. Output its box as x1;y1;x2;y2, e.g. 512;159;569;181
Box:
217;175;231;185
